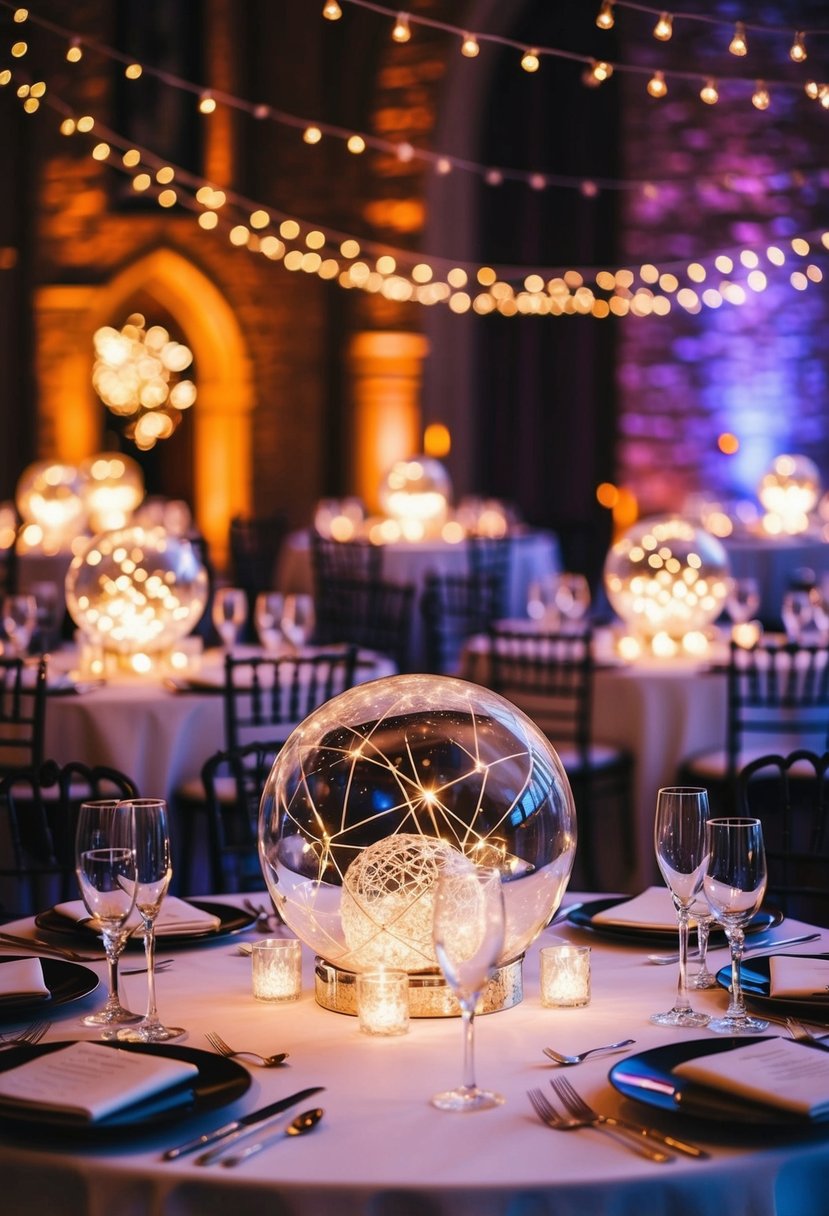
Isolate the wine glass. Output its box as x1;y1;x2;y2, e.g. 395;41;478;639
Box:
212;586;248;651
2;594;37;657
74;799;142;1030
703;816;768;1035
688;897;719;990
527;575;560;627
781;589;814;642
116;799;184;1043
650;786;711;1028
431;862;505;1112
554;573;591;627
254;591;285;652
726;577;760;625
280;593;316;650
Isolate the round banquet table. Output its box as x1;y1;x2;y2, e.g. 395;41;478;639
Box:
722;534;829;629
1;894;828;1216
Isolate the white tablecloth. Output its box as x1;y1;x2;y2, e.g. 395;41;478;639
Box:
1;895;828;1216
723;535;829;627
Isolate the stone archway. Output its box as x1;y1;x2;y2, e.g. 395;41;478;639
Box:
35;247;255;569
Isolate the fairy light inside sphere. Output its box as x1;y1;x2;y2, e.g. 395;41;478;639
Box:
758;454;820;535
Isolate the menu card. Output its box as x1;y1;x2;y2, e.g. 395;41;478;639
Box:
53;896;222;936
0;958;49;1004
769;956;829;1000
674;1039;829;1118
0;1041;198;1123
592;886;679;931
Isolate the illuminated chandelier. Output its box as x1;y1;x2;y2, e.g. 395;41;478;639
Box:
92;313;196;451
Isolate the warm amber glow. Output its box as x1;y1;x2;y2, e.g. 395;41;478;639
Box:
521;47;540;72
460;33;479;57
752;82;770;111
718;432;739;455
596;1;614;30
391;13;411;42
729;21;747;55
322;0;342;17
700;78;719;105
653;12;673;40
647;70;667;98
423;422;451;458
790;31;807;62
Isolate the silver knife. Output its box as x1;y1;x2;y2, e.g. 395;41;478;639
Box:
162;1086;324;1161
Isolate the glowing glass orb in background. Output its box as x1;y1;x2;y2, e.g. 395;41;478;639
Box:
15;460;86;550
258;673;577;974
758;454;821;535
313;497;365;541
78;452;145;533
378;456;452;539
65;524;208;655
603;515;731;640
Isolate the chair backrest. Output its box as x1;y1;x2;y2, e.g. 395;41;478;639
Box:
313;575;415;672
487;626;593;754
200;741;280;893
737;748;829;926
420;571;503;674
725;639;829;782
311;533;383;584
467;536;513;617
0;758;139;919
223;646;359;751
0;656;47;775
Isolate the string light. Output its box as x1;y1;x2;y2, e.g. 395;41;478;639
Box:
699;78;719;105
322;0;342;18
590;60;613;84
391;12;411;43
595;1;615;30
460;33;480;58
647;70;667;98
653;12;673;41
729;22;748;56
66;39;82;63
520;47;540;73
790;31;807;62
752;80;771;110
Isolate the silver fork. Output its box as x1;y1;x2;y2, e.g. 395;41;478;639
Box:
551;1076;707;1159
205;1031;288;1067
786;1016;829;1047
527;1087;671;1162
0;1019;51;1050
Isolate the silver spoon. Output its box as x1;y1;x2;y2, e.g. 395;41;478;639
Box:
543;1038;636;1065
219;1108;324;1166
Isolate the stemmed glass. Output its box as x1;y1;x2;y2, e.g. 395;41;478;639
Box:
703;816;769;1035
650;786;711;1028
74;799;141;1030
688;897;719;990
781;589;814;642
212;586;248;651
554;573;591;627
280;593;315;650
2;594;38;657
254;591;285;652
116;798;184;1043
527;575;560;627
726;577;760;625
431;862;505;1112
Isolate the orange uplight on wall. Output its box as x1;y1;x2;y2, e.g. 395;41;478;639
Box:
424;422;451;459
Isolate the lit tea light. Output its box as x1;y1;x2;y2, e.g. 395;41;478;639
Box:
251;937;302;1002
540;944;591;1008
355;969;410;1035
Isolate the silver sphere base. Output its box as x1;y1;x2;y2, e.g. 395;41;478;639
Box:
314;955;524;1017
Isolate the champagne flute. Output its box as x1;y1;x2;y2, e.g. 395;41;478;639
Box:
650;786;711;1028
2;593;37;657
280;593;316;650
74;800;141;1029
431;862;505;1112
254;591;285;652
703;817;768;1035
212;586;248;651
116;798;184;1043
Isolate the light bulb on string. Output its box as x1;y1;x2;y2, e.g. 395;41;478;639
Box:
752;81;770;110
521;47;540;72
391;12;411;43
66;38;82;63
653;12;673;41
198;92;216;114
322;0;342;18
595;0;615;30
790;31;807;62
460;33;480;57
647;70;667;98
700;77;719;105
805;80;820;99
729;21;747;56
589;59;613;84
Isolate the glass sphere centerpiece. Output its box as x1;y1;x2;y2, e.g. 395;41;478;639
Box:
603;515;730;655
378;456;452;539
65;524;208;663
758;454;821;535
258;673;577;1014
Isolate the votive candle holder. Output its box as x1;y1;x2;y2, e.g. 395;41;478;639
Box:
540;944;591;1008
251;937;302;1002
355;969;410;1035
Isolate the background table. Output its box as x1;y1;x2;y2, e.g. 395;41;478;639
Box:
1;893;827;1216
723;534;829;628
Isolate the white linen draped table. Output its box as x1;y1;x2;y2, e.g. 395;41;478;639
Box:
722;534;829;628
275;528;562;668
1;895;827;1216
462;633;729;892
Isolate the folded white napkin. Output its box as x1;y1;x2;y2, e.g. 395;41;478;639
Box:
0;958;49;1003
0;1040;198;1123
674;1038;829;1118
592;886;679;931
769;956;829;1000
53;895;222;937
